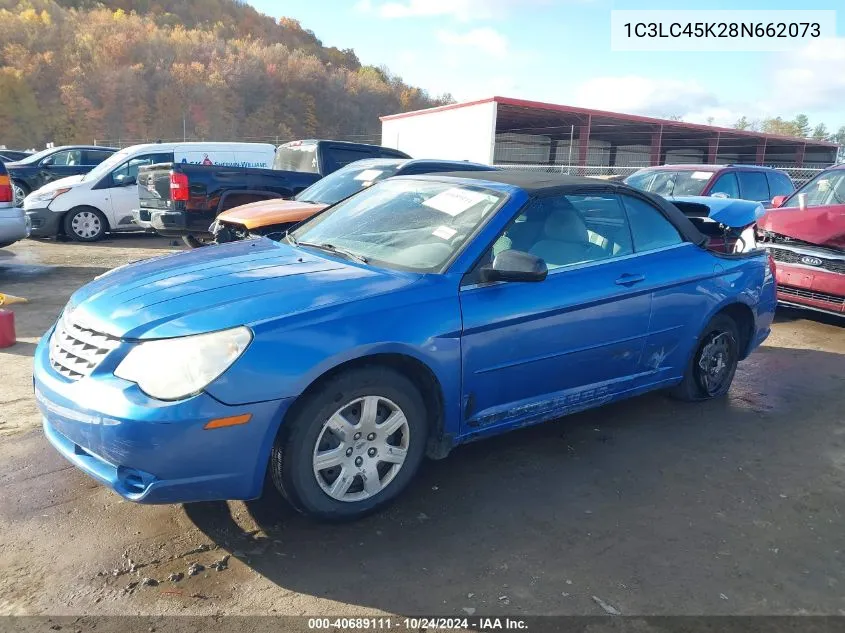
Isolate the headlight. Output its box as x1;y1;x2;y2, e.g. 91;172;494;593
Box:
30;187;71;203
114;326;252;401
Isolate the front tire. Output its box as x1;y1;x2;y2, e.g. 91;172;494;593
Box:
670;314;740;401
63;207;107;242
271;367;428;521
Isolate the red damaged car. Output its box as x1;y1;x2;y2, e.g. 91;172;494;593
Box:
758;165;845;317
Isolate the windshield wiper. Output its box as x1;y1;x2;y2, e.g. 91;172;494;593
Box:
295;241;368;264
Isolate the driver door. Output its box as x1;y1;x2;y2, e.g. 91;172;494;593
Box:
458;192;653;436
105;153;172;230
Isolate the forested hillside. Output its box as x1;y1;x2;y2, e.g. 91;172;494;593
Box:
0;0;452;148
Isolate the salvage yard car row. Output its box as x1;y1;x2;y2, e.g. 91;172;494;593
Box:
34;170;777;520
5;138;843;321
3;130;839;522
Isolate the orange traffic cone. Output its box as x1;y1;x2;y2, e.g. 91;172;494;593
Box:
0;293;28;307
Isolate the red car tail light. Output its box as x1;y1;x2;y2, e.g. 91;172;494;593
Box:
170;172;190;202
0;174;12;204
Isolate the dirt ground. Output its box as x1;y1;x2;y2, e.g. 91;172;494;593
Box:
1;235;844;617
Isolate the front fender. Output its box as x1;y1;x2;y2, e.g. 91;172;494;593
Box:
47;189;98;214
204;276;464;439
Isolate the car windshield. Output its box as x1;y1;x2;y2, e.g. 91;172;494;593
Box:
625;169;715;196
80;148;133;182
295;161;404;205
784;169;845;207
275;143;319;173
290;179;505;272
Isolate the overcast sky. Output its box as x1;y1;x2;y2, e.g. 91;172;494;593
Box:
250;0;845;129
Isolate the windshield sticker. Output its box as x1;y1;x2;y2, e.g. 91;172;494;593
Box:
432;226;458;240
423;188;490;216
353;169;384;182
691;171;713;180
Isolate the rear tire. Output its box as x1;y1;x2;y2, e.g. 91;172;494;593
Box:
63;207;107;242
670;314;740;401
270;367;428;522
12;181;28;207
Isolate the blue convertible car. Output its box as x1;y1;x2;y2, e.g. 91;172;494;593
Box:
34;171;776;520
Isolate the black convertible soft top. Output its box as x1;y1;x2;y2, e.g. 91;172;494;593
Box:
433;170;707;246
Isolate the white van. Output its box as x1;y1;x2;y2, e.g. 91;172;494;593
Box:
24;142;276;241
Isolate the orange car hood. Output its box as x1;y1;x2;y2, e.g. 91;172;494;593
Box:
217;199;327;230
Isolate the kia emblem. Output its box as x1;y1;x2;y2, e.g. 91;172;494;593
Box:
800;256;822;266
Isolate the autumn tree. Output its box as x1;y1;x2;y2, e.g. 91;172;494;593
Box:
0;0;452;148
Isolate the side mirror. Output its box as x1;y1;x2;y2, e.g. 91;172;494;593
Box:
40;156;54;167
480;249;548;283
115;174;136;186
771;195;788;209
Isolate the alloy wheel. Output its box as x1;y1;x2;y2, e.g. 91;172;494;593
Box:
12;183;26;207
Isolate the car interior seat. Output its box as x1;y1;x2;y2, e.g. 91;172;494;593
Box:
529;200;605;268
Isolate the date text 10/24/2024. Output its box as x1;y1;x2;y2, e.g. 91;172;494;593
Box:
308;617;529;630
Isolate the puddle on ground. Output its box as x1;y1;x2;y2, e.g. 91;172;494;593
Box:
0;262;54;279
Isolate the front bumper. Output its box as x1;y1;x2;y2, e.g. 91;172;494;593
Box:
773;262;845;316
33;328;293;503
25;206;63;238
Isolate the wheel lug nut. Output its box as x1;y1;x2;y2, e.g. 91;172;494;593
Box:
353;432;362;440
368;447;376;457
367;433;376;441
355;456;363;467
345;447;353;457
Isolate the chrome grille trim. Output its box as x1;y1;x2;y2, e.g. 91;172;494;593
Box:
49;318;121;381
767;246;845;275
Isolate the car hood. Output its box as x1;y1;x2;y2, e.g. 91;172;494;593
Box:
217;199;326;230
64;238;418;339
759;205;845;251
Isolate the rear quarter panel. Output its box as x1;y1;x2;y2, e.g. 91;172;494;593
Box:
659;248;775;366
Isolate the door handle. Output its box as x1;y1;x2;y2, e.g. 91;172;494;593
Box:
615;273;645;286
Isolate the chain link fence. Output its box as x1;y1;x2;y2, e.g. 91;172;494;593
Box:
93;134;384;149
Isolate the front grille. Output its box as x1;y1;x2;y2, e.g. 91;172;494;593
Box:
779;285;845;307
49;318;121;380
766;247;845;274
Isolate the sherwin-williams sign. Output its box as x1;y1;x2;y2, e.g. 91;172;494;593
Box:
177;150;273;170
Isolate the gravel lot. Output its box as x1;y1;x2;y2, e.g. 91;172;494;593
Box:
1;236;844;616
